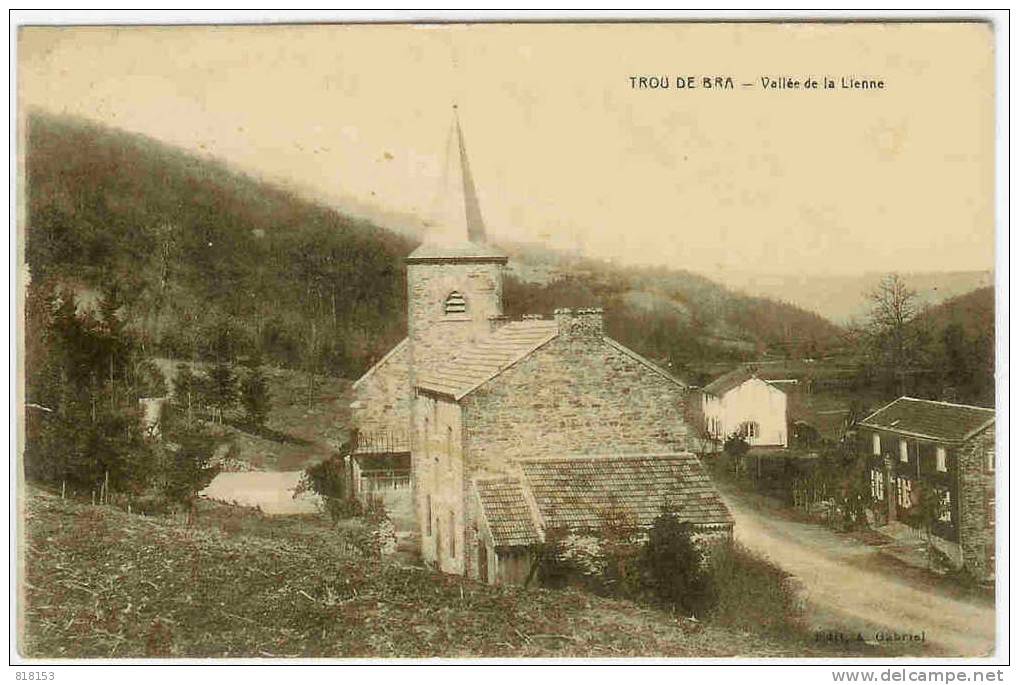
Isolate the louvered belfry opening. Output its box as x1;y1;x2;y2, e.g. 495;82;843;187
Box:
444;291;467;315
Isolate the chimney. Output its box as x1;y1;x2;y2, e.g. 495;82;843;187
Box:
555;307;604;340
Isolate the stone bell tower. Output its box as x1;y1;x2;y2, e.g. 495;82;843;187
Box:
405;106;508;380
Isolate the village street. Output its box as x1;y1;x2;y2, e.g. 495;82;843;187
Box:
720;486;997;657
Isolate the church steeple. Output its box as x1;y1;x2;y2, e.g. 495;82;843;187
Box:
454;106;487;244
405;105;507;381
407;105;506;264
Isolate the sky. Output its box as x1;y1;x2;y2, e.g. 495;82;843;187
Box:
18;22;995;276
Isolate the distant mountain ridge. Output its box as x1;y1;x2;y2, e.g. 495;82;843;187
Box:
714;270;993;324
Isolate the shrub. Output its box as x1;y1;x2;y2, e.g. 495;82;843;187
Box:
639;513;716;617
346;495;397;558
706;542;800;635
296;455;361;523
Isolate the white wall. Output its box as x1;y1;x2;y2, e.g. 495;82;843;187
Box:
704;378;787;447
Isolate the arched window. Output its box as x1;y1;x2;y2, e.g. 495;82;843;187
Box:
444;291;467;315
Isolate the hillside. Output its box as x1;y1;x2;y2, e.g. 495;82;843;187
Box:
25;112;844;381
915;286;995;406
715;269;993;324
21;487;851;658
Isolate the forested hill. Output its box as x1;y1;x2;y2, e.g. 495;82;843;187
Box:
915;286;995;406
25;112;845;380
26;112;414;375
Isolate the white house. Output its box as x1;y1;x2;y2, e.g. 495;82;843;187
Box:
701;367;788;447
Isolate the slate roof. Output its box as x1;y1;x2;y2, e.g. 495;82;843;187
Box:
416;319;559;399
518;454;734;532
406;240;508;264
352;338;408;390
702;368;753;396
859;397;995;443
475;477;541;548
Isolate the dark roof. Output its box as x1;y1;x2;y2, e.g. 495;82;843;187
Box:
702;367;755;396
860;397;995;443
475;477;540;548
406;240;508;264
702;365;790;397
519;454;733;531
416;319;559;399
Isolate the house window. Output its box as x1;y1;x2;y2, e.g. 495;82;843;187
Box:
937;488;952;523
988;496;995;527
870;469;885;501
426;495;432;536
738;421;759;439
444;291;467;315
899;438;908;463
936;446;947;473
872;433;881;456
896;477;912;509
986;448;995;473
449;510;456;558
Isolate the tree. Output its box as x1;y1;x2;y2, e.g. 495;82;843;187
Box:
23;282;157;498
172;363;200;424
864;274;927;395
296;455;361;523
240;355;271;428
640;512;716;617
160;409;220;523
723;433;750;476
206;361;237;423
910;484;947;571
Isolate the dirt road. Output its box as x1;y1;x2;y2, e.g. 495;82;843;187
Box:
721;487;996;657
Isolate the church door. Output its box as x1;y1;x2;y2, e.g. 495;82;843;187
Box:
478;541;489;584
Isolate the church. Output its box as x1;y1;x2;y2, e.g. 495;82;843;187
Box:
350;108;733;584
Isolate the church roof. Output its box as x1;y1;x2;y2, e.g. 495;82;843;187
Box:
406;240;507;264
518;454;734;532
415;319;559;400
475;477;541;548
859;397;994;443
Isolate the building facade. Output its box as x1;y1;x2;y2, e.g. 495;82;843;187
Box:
700;367;788;448
349;108;732;583
858;397;995;580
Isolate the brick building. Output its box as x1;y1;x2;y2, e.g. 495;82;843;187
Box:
859;397;995;579
350;108;732;584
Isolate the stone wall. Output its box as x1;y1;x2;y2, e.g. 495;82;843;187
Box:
407;260;504;379
350;341;410;438
956;426;995;579
412;392;466;574
462;334;690;479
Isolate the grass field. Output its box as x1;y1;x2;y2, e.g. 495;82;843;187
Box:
19;486;869;659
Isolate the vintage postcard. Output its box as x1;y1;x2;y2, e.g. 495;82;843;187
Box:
12;16;1005;667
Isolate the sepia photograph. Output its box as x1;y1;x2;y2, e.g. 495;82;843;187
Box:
10;13;1007;670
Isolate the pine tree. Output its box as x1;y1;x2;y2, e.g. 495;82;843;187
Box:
206;361;237;424
240;355;271;428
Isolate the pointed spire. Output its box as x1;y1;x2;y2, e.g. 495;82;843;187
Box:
453;105;486;243
408;105;506;264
